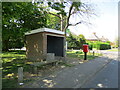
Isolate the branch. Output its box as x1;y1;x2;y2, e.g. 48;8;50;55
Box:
69;21;82;26
67;3;74;23
46;11;61;18
63;3;74;33
69;20;92;26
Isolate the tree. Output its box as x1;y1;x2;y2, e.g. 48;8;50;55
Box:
46;12;61;30
40;1;95;55
66;33;77;48
66;33;86;49
76;34;86;48
43;1;95;36
2;2;47;51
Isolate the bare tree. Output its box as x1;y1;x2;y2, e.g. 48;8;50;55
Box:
44;1;96;37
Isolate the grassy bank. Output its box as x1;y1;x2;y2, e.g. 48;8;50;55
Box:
2;50;27;88
67;50;102;60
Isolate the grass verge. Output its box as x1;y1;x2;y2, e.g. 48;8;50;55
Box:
2;50;28;88
107;48;118;52
67;50;102;60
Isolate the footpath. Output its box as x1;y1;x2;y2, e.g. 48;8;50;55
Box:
22;51;116;88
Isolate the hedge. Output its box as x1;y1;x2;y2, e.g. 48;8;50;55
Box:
68;42;111;50
99;44;111;50
87;41;111;50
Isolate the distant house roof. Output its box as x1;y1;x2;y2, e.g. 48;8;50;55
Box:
100;36;109;42
86;32;109;42
25;28;65;35
86;32;100;41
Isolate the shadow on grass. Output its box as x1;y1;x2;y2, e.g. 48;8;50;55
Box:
2;78;19;88
2;50;31;88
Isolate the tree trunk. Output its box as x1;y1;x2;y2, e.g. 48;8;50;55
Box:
2;40;9;52
62;3;74;58
60;14;63;31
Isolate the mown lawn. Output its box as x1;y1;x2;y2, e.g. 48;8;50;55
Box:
2;50;29;88
67;50;102;60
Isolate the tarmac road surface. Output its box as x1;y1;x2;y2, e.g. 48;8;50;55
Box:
81;51;118;88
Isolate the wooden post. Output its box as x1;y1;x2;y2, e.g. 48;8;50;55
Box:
34;66;37;74
18;67;23;83
93;51;95;56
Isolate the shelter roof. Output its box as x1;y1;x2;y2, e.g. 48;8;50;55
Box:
25;28;65;35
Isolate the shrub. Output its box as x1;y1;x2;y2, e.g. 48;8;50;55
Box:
99;44;111;50
76;51;83;54
89;44;93;50
85;43;93;50
87;41;111;50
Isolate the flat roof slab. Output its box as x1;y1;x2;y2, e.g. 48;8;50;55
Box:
25;28;65;35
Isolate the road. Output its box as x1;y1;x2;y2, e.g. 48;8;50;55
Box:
81;50;118;88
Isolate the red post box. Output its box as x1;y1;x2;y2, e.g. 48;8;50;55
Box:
83;44;89;52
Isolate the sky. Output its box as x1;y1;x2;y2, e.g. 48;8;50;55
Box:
68;0;118;42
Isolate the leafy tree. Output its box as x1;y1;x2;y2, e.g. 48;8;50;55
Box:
67;33;86;49
46;12;61;30
66;33;77;48
2;1;95;52
76;34;86;48
2;2;47;51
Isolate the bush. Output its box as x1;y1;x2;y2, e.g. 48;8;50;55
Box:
108;45;111;49
87;41;111;50
76;51;83;54
89;44;93;50
85;43;93;50
99;44;111;50
68;47;81;49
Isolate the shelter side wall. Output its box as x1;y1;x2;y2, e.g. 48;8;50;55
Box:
42;33;47;57
26;33;45;61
